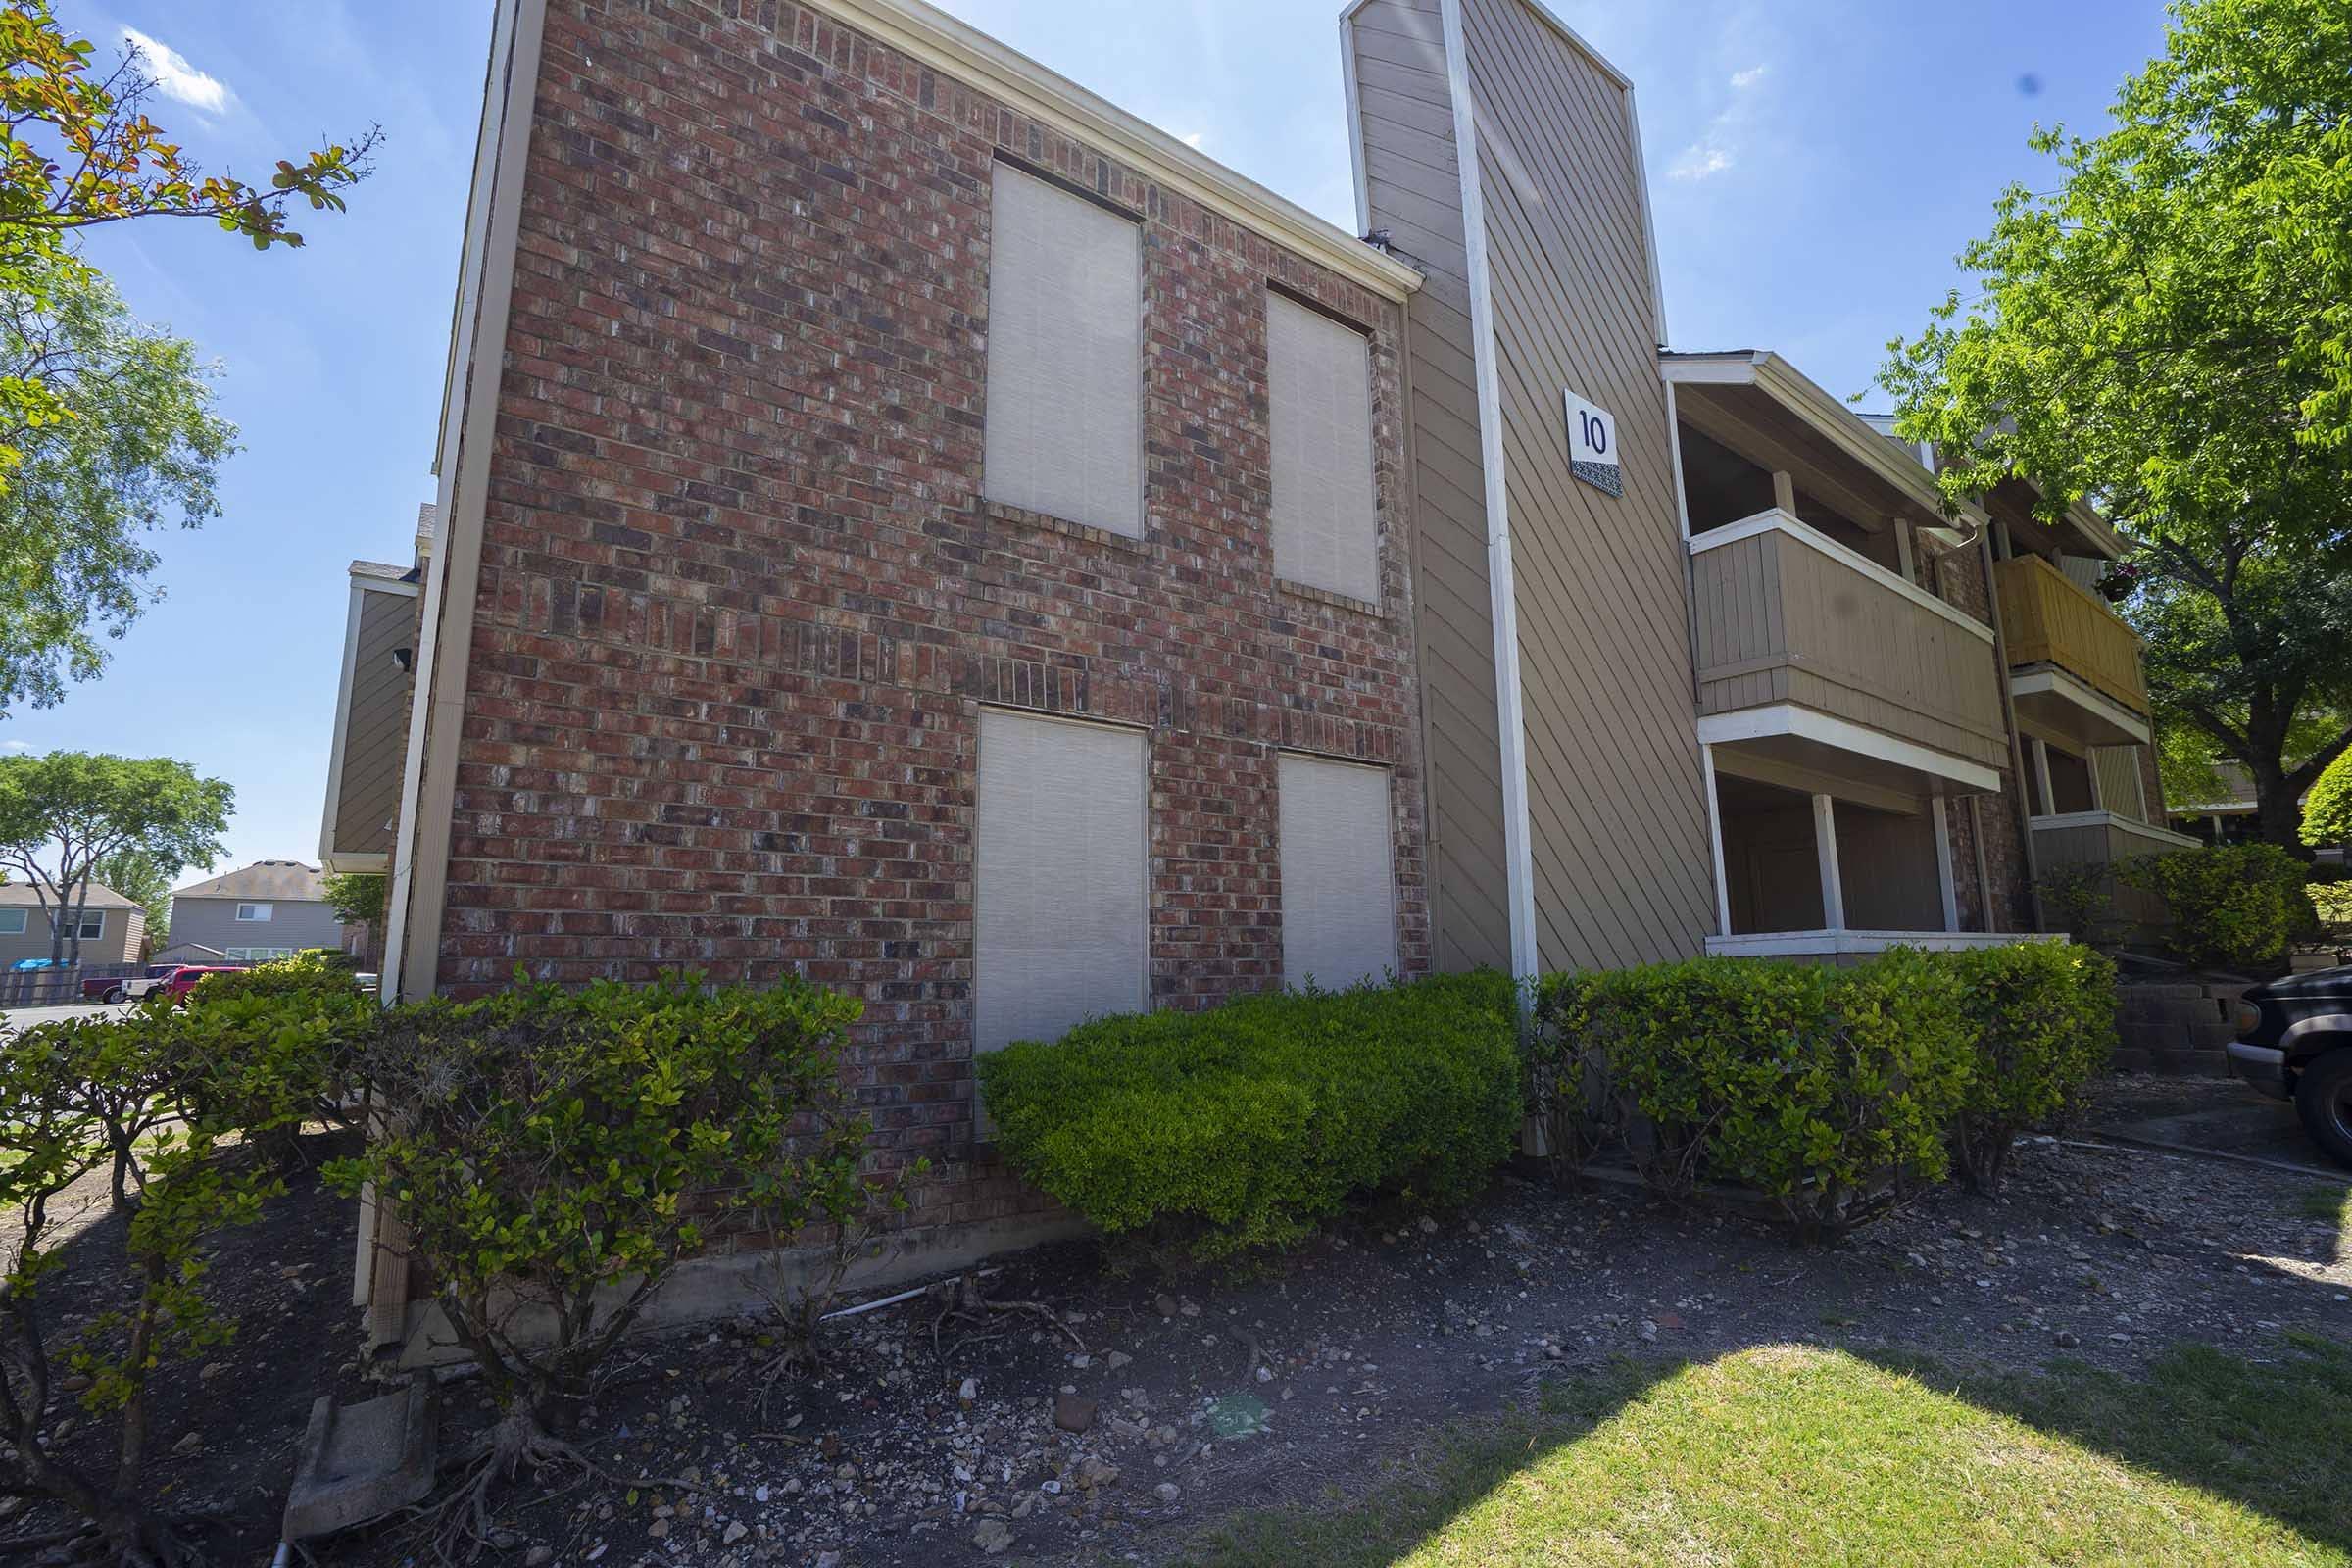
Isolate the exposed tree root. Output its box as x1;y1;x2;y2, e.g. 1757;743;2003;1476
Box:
410;1411;703;1566
929;1273;1086;1362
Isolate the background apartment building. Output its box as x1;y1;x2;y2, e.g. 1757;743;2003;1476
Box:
323;0;2172;1264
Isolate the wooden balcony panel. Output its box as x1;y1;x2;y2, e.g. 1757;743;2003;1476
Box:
1994;555;2149;714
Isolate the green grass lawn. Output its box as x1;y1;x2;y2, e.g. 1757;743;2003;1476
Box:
1191;1334;2352;1567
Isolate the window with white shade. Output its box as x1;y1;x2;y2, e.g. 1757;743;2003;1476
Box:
982;165;1143;535
236;902;274;922
54;910;104;941
1278;754;1396;989
1268;292;1380;603
975;710;1149;1059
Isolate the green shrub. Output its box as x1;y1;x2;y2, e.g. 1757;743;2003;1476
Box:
324;972;894;1433
2035;862;2120;949
1938;943;2118;1191
2313;877;2352;933
2303;749;2352;850
1534;952;1973;1236
160;950;376;1162
2120;843;2315;968
977;971;1521;1268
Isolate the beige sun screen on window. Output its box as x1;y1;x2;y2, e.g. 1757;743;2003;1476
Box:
1278;752;1396;991
982;166;1143;535
1268;292;1379;603
974;709;1149;1060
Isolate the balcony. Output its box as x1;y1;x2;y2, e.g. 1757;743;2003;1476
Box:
1993;555;2150;750
1691;510;2010;797
1690;511;2017;958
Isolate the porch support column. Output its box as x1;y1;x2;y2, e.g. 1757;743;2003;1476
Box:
2032;739;2056;818
1931;795;1960;932
1771;469;1798;515
1812;792;1845;931
1700;744;1731;938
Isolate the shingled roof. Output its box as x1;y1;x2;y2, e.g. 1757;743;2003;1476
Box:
172;860;327;902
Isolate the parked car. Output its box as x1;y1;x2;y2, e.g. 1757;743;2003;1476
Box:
2228;962;2352;1167
81;963;195;1004
149;965;241;1004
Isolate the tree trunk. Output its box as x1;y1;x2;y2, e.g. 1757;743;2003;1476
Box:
2247;760;2311;855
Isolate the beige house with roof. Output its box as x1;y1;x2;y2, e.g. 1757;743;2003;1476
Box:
0;881;145;969
168;860;350;962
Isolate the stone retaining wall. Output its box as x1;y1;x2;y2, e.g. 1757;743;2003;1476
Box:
2115;978;2249;1075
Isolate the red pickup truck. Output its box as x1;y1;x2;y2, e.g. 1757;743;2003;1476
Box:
80;964;237;1004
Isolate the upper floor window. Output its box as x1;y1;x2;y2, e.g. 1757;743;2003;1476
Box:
0;908;25;936
982;164;1142;536
1267;292;1379;603
236;902;274;922
54;910;103;940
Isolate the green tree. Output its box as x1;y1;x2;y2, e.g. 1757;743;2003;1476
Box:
0;752;228;965
0;2;375;474
0;264;234;714
91;846;170;945
1879;0;2352;849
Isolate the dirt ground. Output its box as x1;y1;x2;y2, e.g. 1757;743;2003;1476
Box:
3;1081;2348;1568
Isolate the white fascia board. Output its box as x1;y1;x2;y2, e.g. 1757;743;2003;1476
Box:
1695;703;2003;795
813;0;1421;300
1691;510;1995;645
2007;667;2152;745
1657;353;1770;385
1440;0;1538;985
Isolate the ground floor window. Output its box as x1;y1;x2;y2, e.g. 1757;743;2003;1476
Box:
223;946;295;962
973;709;1148;1056
1277;753;1397;990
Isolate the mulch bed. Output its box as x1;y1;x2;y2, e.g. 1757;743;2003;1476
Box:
5;1082;2347;1567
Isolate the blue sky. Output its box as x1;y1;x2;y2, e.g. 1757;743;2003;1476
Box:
0;0;2170;884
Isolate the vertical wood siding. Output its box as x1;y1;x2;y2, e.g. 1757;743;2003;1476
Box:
1693;529;2009;772
331;587;417;860
1348;0;1511;970
1993;555;2149;713
1458;0;1715;968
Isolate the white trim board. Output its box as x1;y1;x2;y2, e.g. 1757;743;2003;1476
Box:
813;0;1420;300
1705;930;2059;957
1695;703;2003;795
2028;810;2201;850
1690;509;1994;645
1439;0;1538;986
2008;666;2152;746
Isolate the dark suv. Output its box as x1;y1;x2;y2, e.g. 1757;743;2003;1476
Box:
2229;963;2352;1167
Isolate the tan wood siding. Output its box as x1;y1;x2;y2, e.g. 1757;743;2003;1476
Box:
332;586;416;860
1459;0;1715;969
1693;528;2009;772
2032;816;2179;931
1348;0;1510;971
2092;746;2149;822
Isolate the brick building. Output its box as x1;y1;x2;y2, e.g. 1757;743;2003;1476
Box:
325;0;2180;1322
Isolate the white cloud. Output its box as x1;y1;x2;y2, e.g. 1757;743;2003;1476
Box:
1181;131;1204;150
1668;144;1734;180
122;27;231;115
0;740;27;754
1669;61;1772;181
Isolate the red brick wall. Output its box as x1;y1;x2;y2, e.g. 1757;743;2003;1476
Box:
434;0;1427;1226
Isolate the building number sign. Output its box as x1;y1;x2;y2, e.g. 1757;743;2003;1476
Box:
1564;389;1622;499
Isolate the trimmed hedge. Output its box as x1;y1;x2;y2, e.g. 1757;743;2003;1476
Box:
1534;942;2119;1228
1535;951;1972;1234
976;971;1521;1267
1940;943;2118;1191
2119;843;2314;969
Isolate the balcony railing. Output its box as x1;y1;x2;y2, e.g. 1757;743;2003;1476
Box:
1690;511;2009;779
1994;555;2148;715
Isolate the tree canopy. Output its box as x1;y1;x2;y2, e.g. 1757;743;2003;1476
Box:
0;751;229;963
0;2;373;468
0;264;234;715
2306;748;2352;850
1879;0;2352;849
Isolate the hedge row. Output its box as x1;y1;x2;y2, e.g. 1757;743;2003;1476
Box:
1533;942;2118;1233
976;971;1522;1268
980;943;2116;1259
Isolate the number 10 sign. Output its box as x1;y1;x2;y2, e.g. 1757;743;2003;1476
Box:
1564;389;1622;499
